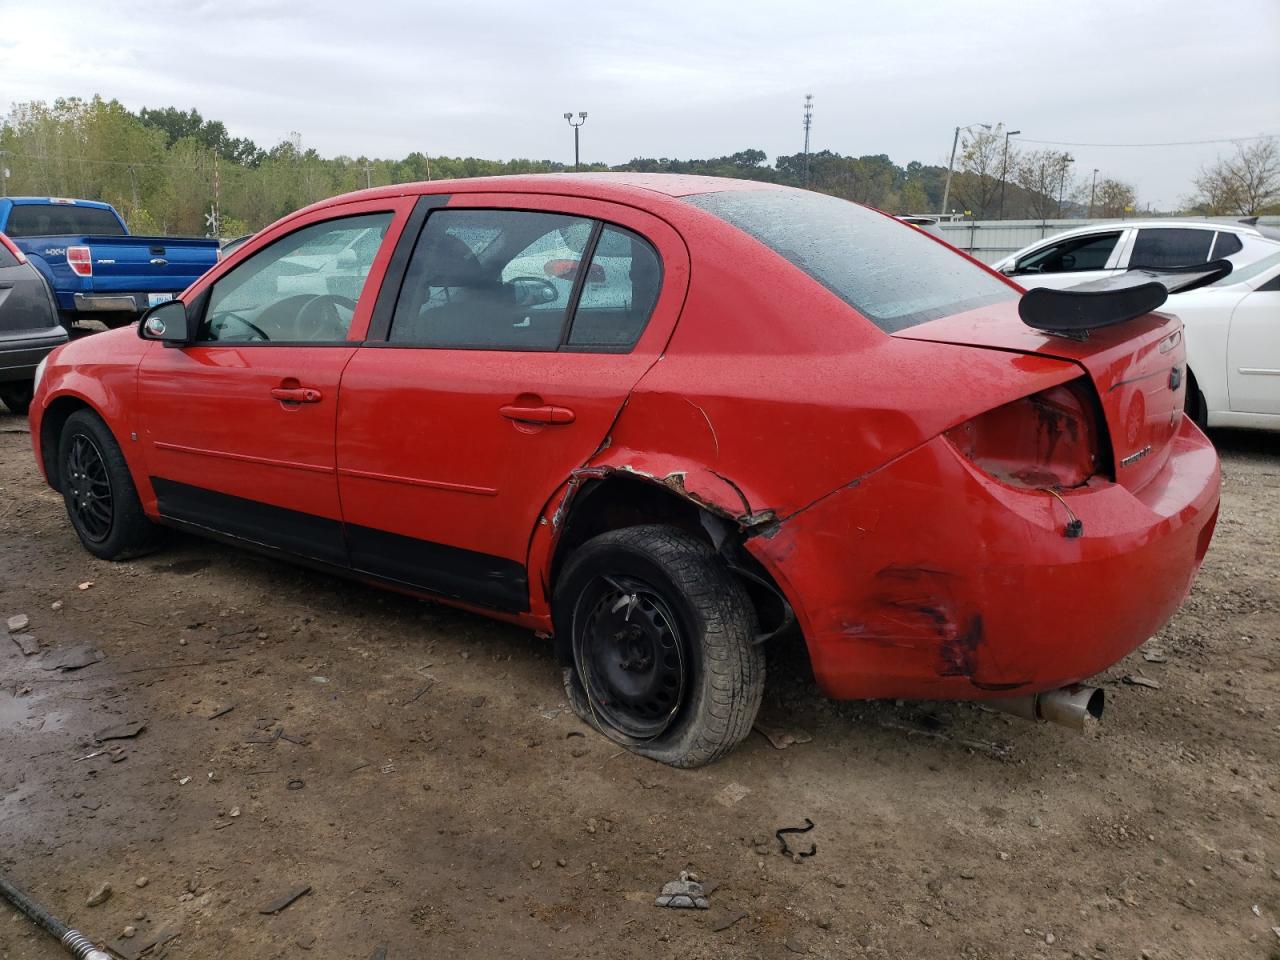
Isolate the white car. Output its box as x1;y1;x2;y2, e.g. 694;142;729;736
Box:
995;220;1280;290
1166;249;1280;431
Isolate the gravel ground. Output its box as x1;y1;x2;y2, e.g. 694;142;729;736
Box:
0;406;1276;960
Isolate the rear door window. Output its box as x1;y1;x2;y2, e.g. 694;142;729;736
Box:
1131;228;1214;268
389;210;663;352
567;225;662;350
391;209;594;350
1016;232;1121;274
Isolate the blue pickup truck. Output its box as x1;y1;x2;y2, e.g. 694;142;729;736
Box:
0;197;220;329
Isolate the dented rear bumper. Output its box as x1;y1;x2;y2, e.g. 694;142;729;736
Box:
748;415;1220;701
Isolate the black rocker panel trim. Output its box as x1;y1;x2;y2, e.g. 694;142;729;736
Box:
345;524;528;613
149;476;528;613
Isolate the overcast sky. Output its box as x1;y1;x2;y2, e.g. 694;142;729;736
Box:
2;0;1278;210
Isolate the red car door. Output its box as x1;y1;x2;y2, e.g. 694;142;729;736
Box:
136;198;413;565
335;193;689;612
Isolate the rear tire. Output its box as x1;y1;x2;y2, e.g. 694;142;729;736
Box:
57;409;163;560
555;524;764;768
1184;369;1208;430
0;382;33;416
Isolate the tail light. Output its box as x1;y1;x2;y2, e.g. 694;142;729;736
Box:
67;246;92;277
944;377;1110;490
0;232;26;264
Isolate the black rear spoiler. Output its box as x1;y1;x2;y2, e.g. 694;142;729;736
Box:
1018;259;1233;337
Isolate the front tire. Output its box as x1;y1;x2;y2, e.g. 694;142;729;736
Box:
555;525;764;768
58;409;162;560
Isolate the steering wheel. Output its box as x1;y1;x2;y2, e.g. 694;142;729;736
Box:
296;294;357;340
210;310;270;342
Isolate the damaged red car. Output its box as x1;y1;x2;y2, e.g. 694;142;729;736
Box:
28;175;1220;766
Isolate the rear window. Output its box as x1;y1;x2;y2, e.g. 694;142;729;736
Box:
4;204;126;238
685;189;1015;333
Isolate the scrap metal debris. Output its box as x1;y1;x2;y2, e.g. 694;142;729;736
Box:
259;885;312;915
40;643;104;672
753;722;813;750
776;819;817;860
111;926;180;960
208;704;236;720
1142;650;1168;663
655;871;709;909
5;614;29;633
93;720;146;742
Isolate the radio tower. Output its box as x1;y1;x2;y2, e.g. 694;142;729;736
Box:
802;94;814;187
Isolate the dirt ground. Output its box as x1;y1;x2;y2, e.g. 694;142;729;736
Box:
0;404;1276;960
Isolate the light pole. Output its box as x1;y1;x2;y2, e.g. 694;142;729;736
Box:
999;128;1020;219
1056;153;1074;218
563;112;587;171
1088;168;1099;218
940;122;992;217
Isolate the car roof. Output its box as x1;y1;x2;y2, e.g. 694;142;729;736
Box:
1037;219;1263;240
279;173;788;227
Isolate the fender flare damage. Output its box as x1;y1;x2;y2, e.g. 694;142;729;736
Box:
538;457;794;648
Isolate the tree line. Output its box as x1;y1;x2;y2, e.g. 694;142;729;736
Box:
1;97;1274;238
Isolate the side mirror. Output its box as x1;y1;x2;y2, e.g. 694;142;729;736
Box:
138;299;191;345
999;262;1019;276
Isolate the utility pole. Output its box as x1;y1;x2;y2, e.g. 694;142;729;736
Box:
940;122;991;217
127;164;139;218
363;160;372;189
999;128;1020;219
0;150;8;198
563;112;587;171
802;94;813;187
1056;153;1073;218
1088;168;1099;218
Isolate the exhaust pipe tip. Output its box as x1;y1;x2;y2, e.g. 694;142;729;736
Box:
989;684;1104;732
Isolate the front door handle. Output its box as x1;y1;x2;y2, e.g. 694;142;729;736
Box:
271;386;323;404
499;403;575;425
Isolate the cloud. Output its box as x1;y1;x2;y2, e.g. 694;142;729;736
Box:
2;0;1277;207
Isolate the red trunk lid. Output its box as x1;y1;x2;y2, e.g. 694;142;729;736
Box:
896;301;1187;493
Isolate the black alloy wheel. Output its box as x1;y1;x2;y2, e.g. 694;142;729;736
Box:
64;432;114;543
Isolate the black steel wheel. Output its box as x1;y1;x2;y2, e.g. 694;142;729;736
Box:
572;574;689;741
556;524;764;768
64;432;114;542
57;409;163;560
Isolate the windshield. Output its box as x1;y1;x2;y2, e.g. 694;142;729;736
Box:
1214;247;1280;286
685;189;1015;333
4;204;126;238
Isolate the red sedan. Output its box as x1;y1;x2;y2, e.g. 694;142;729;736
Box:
28;175;1220;766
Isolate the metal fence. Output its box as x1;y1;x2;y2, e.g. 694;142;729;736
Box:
934;216;1280;264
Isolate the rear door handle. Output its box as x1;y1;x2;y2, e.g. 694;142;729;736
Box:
271;386;323;404
499;403;575;424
